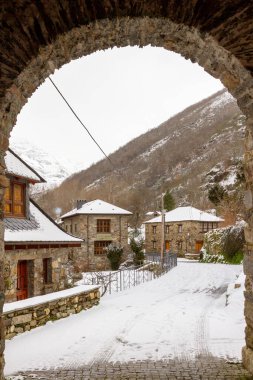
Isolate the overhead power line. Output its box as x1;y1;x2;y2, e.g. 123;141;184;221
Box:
48;77;115;168
49;76;135;192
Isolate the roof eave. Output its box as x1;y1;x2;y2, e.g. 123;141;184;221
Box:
7;148;46;183
62;212;132;219
5;241;83;245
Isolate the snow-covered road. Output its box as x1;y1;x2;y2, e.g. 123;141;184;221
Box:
5;262;245;375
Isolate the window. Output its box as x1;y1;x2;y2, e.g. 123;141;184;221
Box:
177;240;183;250
165;225;170;234
75;224;77;233
43;258;52;284
70;224;73;234
94;241;112;255
65;225;68;232
4;182;25;217
97;219;111;233
201;222;218;232
178;224;182;233
152;226;157;234
152;240;157;249
202;222;208;232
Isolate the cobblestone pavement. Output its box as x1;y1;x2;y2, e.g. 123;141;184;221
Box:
6;357;253;380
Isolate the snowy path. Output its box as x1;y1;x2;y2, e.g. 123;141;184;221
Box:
5;262;245;375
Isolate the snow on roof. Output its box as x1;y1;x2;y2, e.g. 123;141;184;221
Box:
4;200;83;243
61;199;132;219
145;206;224;224
5;149;45;183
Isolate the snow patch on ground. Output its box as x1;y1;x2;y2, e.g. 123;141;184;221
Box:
140;137;168;158
5;262;244;375
220;172;237;187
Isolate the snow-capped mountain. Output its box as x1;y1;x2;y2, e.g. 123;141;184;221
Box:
9;140;81;193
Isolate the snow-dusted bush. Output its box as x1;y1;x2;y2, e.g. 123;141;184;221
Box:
222;222;245;260
200;248;226;264
106;243;123;270
201;221;245;264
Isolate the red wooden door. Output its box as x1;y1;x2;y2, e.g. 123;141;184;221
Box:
17;261;28;300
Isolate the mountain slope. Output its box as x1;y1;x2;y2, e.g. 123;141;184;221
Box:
37;89;245;221
9;141;81;194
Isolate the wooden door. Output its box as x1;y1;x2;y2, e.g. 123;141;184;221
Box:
17;261;28;300
195;241;203;253
165;240;170;252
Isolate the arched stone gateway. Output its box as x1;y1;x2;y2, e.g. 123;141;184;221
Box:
1;1;253;377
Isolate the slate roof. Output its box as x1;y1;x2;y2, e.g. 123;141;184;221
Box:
4;199;83;244
145;206;224;224
5;149;45;183
61;199;132;219
4;211;39;231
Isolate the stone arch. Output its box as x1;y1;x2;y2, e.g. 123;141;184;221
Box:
1;2;253;378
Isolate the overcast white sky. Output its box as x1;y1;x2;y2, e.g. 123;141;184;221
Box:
10;46;223;172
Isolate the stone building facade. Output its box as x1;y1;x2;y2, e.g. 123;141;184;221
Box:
4;244;81;303
61;200;132;271
4;150;82;303
145;206;223;258
1;1;253;376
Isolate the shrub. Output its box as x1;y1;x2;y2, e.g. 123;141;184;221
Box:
130;237;145;266
221;224;245;261
208;184;226;205
106;243;123;270
201;222;245;264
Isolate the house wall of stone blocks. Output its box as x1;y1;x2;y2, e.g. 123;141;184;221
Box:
4;246;76;303
62;214;130;271
145;221;215;256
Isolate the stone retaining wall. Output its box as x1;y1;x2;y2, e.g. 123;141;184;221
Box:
3;286;100;340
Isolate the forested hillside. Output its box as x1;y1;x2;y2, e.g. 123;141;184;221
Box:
37;89;245;225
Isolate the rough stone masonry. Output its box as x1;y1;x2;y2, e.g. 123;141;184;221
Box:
0;1;253;378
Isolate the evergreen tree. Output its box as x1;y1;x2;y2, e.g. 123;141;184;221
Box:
130;237;145;266
208;184;226;206
163;190;176;211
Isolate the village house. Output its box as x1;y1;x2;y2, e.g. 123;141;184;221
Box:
145;206;223;258
4;149;83;302
61;199;132;271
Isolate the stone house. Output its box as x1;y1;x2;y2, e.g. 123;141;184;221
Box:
61;199;132;271
145;206;223;258
4;149;83;302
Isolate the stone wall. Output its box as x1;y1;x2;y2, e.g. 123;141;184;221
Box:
4;285;100;340
4;246;78;303
62;214;130;271
145;221;218;256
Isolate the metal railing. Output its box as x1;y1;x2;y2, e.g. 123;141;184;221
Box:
83;253;177;296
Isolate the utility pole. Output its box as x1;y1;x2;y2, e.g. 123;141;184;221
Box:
160;193;166;268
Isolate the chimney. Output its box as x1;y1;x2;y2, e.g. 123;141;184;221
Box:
76;200;87;210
